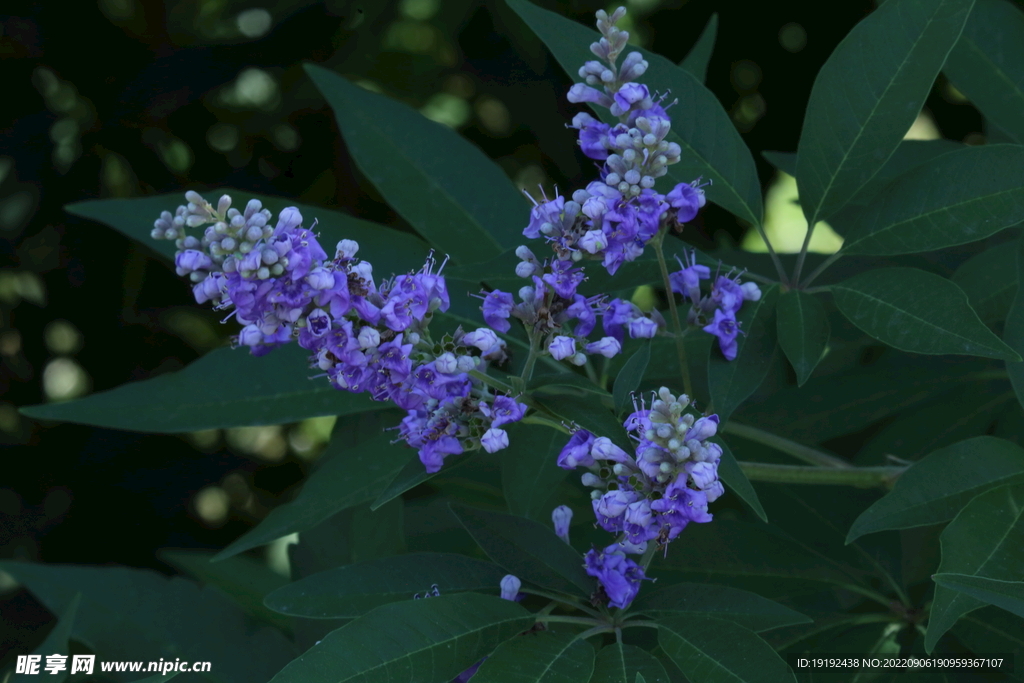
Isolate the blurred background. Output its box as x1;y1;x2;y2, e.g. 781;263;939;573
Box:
0;0;990;663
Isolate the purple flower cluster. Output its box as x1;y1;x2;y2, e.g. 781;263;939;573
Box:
153;193;526;473
558;387;723;608
517;7;707;278
670;252;762;360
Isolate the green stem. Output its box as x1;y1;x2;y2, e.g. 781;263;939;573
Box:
469;369;514;394
620;620;660;630
791;212;820;286
537;615;603;627
521;329;542;383
800;251;843;289
653;233;693;397
721;421;851;468
519;588;604;619
738;461;905;489
751;221;789;285
575;624;616;640
521;414;572;434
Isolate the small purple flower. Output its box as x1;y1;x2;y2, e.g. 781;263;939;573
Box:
628;316;658;339
463;328;499;352
688;414;720;442
703;308;739;360
552;505;573;544
584;545;648;609
585;336;621;358
542;260;585;300
669;254;710;303
306;308;331;337
611;83;651;116
567;83;613;108
557;429;596;469
571;112;612;161
500;574;522;601
666;181;707;223
549;335;576;361
481;427;509;453
602;299;633;343
482;395;527;427
711;276;745;314
482;290;514;333
591;437;631;464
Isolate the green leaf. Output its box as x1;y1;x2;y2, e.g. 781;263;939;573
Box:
589;643;671;683
10;594;79;683
20;344;386;432
534;395;632;453
268;593;534;683
831;267;1020;361
762;151;797;177
305;64;524;264
631;583;810;633
0;562;296;683
657;519;868;596
657;615;796;683
934;574;1024;620
472;630;595;682
795;0;974;225
839;145;1024;255
613;342;651;416
944;0;1024;144
952;607;1024;681
1005;232;1024;411
214;431;414;561
679;13;718;84
708;284;780;421
776;290;830;386
736;356;996;443
926;482;1024;651
846;436;1024;543
953;242;1018;324
501;423;571;522
371;448;476;511
842;139;965;211
264;552;507;619
714;438;768;523
158;550;290;632
505;0;763;226
450;503;596;598
66;188;430;273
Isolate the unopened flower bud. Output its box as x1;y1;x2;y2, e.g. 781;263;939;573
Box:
500;574;521;601
552;505;573;544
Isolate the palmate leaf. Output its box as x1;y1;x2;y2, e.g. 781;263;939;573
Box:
944;0;1024;144
589;643;670;683
776;290;829;386
501;423;571;523
0;562;296;683
305;65;525;265
264;552;508;619
630;583;810;633
9;594;79;683
657;616;796;683
846;436;1024;543
472;630;595;682
830;267;1020;361
268;593;534;683
708;285;780;422
678;13;719;84
837;145;1024;256
925;482;1024;651
794;0;974;226
21;344;385;432
505;0;763;227
214;430;413;561
450;503;596;598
